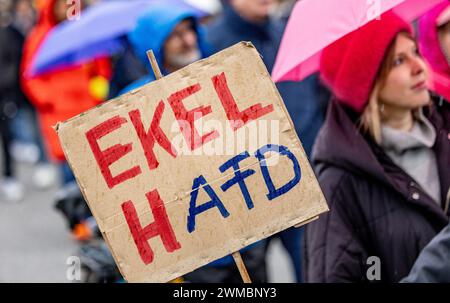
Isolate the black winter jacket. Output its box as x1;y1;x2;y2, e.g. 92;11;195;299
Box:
304;94;450;282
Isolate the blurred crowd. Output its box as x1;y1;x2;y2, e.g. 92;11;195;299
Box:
0;0;449;283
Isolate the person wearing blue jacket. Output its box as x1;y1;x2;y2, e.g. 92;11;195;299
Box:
119;3;210;94
204;0;331;282
118;2;267;283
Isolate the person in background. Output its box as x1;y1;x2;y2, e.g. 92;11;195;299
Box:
418;2;450;102
119;3;209;94
107;42;147;99
0;0;10;24
304;12;450;282
204;0;330;282
12;0;34;34
5;0;58;190
21;0;112;185
109;1;218;98
0;0;25;201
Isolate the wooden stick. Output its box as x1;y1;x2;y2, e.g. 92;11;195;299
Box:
147;50;163;80
232;252;252;283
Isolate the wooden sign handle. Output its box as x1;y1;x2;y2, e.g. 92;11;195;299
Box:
232;252;252;283
146;49;252;284
147;50;163;80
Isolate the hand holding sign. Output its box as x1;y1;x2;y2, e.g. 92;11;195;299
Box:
56;42;328;282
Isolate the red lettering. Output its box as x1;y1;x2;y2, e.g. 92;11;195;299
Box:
168;84;219;150
121;190;181;265
129;101;177;171
212;72;274;130
86;116;141;189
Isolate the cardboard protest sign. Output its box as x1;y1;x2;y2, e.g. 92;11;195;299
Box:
56;42;329;282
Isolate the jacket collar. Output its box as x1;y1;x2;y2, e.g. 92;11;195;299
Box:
380;109;437;154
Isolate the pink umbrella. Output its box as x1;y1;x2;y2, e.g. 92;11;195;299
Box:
272;0;448;83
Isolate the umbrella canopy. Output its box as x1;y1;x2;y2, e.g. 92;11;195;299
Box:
28;0;206;77
272;0;449;83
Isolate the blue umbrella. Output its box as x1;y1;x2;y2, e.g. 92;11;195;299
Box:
29;0;206;76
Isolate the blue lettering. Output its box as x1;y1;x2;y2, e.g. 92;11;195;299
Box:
255;144;301;200
187;175;230;233
219;151;256;210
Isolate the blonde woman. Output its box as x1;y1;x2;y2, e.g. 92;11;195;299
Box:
304;12;450;282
